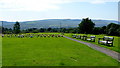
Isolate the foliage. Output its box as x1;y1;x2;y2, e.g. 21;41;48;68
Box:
92;26;106;35
2;19;119;29
0;26;2;33
13;21;20;34
2;27;13;34
106;23;120;36
78;18;95;34
2;18;120;36
19;28;78;33
92;27;101;35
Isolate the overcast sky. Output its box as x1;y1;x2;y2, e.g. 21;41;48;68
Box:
0;0;119;22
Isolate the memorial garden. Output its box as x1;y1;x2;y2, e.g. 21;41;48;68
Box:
1;18;120;66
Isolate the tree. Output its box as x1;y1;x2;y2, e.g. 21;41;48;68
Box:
117;27;120;36
101;26;106;34
92;27;101;35
0;26;2;34
92;26;107;35
32;30;39;33
39;28;45;32
47;28;52;32
1;26;4;34
13;21;20;34
106;23;120;36
61;28;66;33
78;18;95;34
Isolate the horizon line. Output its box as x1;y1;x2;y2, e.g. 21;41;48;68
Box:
0;18;118;22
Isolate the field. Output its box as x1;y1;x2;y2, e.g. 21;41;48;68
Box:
2;34;118;66
65;33;120;53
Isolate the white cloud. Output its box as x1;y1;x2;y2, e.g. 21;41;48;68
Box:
0;0;119;11
90;0;119;4
0;0;62;11
90;0;106;4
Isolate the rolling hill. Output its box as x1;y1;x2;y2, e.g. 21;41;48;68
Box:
1;19;119;29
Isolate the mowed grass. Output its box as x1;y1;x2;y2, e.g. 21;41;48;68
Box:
65;33;120;53
2;37;118;66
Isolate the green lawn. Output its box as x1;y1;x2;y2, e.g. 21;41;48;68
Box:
2;36;118;66
65;33;120;53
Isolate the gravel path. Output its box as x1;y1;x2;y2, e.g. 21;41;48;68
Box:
63;36;120;62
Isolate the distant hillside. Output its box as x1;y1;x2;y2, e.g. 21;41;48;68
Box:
1;19;119;29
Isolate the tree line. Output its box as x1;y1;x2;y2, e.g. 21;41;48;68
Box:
1;18;120;36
